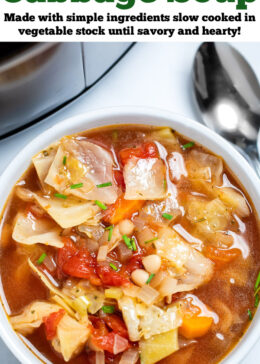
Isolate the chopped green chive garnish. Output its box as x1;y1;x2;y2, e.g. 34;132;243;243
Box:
37;253;47;265
122;235;137;251
95;200;107;210
96;182;112;188
146;274;155;284
255;271;260;291
123;234;132;249
182;142;195;150
248;309;253;320
54;193;67;200
255;295;259;308
108;226;114;242
196;218;206;223
63;156;67;165
163;179;167;190
70;183;83;189
102;305;115;314
145;237;158;244
162;213;173;220
109;263;118;271
131;239;137;251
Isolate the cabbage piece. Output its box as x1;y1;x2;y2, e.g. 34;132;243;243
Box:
77;224;105;240
149;128;179;147
155;227;214;288
139;304;181;339
142;196;180;225
32;146;57;186
119;296;182;342
124;158;166;200
140;329;179;364
34;194;100;228
168;152;187;182
51;313;90;362
44;140;119;204
186;150;223;185
63;282;105;315
216;187;250;217
28;259;77;318
186;197;231;234
10;301;62;335
12;212;64;248
155;227;191;271
118;296;140;341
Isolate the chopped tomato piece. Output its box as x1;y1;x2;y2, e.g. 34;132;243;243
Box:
122;253;143;277
56;237;78;279
62;249;101;285
103;195;144;225
113;170;125;190
91;332;116;354
43;309;65;340
119;142;159;166
204;246;241;267
97;264;129;287
57;238;101;285
92;332;129;354
102;314;129;339
89;316;109;336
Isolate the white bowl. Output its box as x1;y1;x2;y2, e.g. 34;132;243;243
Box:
0;106;259;364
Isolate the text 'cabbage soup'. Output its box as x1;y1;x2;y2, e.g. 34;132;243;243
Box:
0;125;260;364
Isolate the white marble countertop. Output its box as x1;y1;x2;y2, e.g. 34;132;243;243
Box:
0;42;259;363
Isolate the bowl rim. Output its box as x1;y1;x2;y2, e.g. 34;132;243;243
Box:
0;105;259;364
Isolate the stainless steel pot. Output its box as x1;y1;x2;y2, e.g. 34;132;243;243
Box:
0;42;133;137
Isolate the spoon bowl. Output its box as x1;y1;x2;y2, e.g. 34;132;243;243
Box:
193;42;260;145
193;42;260;175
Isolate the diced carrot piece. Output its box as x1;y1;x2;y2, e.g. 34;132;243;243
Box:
204;246;241;267
103;196;144;224
179;315;213;339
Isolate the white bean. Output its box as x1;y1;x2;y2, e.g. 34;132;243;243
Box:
142;255;161;274
131;269;149;287
119;219;135;236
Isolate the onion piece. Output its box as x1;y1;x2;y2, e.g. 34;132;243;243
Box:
15;187;34;202
150;270;168;289
43;255;56;272
113;334;129;355
95;351;105;364
136;227;156;247
158;277;178;297
119;348;139;364
137;285;159;305
97;245;108;262
117;242;133;263
123;284;140;298
81;238;99;253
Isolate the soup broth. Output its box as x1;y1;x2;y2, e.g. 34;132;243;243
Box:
0;125;259;364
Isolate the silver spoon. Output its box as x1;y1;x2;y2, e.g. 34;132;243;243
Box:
193;42;260;176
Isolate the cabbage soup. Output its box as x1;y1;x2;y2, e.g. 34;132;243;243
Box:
0;125;259;364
